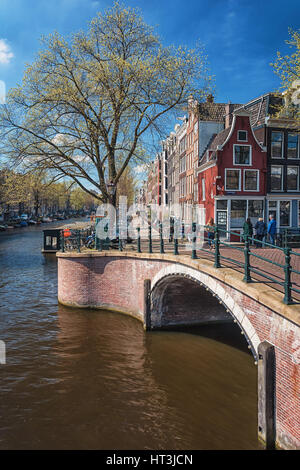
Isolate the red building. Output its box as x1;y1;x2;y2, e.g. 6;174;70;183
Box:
197;109;267;238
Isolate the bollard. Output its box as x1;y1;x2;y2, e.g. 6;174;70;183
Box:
283;246;292;304
243;235;251;282
257;341;276;449
214;227;221;268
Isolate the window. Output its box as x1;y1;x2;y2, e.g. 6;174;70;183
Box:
231;200;247;228
216;200;227;210
248;200;264;225
270;166;283;191
244;169;259;191
287;133;299;159
271;131;283;158
202;178;205;201
234;145;251;165
287;166;298;191
280;201;290;227
225;169;241;190
238;130;247;141
268;201;277;221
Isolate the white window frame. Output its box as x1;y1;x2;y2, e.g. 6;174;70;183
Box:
271;131;284;159
202;178;206;201
267;199;292;229
244;169;259;192
237;130;248;142
225;168;241;191
270;165;283;191
287;166;299;192
287;133;300;160
233;144;252;166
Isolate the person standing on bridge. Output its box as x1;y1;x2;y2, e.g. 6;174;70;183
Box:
206;217;215;251
243;218;253;242
267;215;277;245
254;217;267;248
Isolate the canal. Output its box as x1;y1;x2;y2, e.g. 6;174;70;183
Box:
0;225;260;449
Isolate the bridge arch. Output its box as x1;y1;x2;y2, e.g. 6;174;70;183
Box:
150;264;261;359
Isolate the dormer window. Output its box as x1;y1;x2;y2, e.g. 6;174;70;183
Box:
233;145;252;165
238;130;248;142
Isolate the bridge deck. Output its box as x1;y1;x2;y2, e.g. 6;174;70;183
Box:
124;239;300;304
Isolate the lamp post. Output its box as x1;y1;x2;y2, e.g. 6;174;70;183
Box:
106;181;116;248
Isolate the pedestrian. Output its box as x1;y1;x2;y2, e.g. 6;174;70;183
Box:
206;217;215;251
243;218;253;242
254;217;267;248
267;215;277;245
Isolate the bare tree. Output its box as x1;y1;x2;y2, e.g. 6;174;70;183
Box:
0;1;212;205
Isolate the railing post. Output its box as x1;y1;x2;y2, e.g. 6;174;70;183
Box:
159;222;164;254
174;236;179;255
284;229;288;249
214;226;221;268
148;223;152;253
181;223;185;239
77;230;81;253
137;227;141;253
191;222;197;260
60;230;65;253
283;246;292;304
243;235;252;283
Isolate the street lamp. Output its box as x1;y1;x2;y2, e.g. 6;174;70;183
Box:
107;180;116;198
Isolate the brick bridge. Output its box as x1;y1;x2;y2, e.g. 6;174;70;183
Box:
57;250;300;450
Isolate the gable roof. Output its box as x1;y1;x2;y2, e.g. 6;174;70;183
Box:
234;93;283;126
197;102;242;122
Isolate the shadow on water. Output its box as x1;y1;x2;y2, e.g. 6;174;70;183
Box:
164;321;252;356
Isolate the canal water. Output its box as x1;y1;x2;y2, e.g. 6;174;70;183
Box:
0;226;260;449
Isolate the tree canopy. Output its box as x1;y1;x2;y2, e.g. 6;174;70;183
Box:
0;1;212;205
271;28;300;128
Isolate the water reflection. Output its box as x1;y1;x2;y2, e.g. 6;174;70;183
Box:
0;227;260;449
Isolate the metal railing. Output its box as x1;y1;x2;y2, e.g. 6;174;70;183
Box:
60;224;300;305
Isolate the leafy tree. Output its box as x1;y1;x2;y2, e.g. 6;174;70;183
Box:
0;1;212;206
271;28;300;128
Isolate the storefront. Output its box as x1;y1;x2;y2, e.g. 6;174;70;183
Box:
266;196;300;232
215;197;265;240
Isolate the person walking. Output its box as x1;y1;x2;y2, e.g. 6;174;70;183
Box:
243;218;253;243
267;215;277;245
206;217;215;251
254;217;267;248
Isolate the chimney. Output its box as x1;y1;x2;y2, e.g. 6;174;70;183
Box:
206;94;214;103
225;101;233;128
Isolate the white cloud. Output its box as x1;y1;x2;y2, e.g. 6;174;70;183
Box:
0;39;13;65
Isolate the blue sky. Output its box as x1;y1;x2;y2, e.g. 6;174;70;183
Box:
0;0;299;104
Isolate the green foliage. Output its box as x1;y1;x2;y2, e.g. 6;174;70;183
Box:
271;28;300;127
